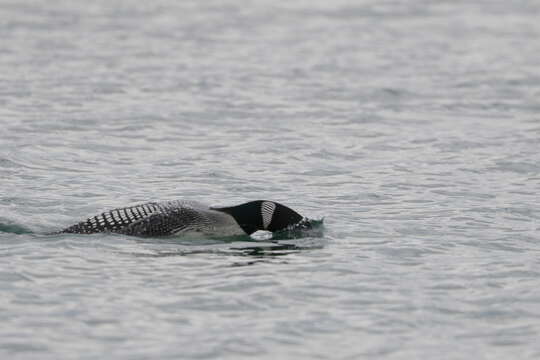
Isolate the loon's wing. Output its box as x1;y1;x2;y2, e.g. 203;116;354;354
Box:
60;202;171;235
59;201;213;237
120;205;213;237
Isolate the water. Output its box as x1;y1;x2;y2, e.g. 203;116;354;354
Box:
1;0;540;358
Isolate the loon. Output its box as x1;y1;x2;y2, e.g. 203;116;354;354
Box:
58;200;312;237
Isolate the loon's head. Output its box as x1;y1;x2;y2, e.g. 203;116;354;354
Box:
211;200;305;235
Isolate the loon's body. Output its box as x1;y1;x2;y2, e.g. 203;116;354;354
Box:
59;200;309;237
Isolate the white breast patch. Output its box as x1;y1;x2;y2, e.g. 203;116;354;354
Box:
261;201;276;229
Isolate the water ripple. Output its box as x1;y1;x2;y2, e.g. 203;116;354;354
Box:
2;0;540;359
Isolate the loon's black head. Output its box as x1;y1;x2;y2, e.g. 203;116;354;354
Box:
211;200;304;235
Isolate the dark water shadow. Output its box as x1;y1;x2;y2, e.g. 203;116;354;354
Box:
150;220;326;263
128;223;326;262
133;233;256;246
0;222;33;235
130;240;325;266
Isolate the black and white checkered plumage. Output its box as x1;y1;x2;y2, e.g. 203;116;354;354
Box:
60;201;238;237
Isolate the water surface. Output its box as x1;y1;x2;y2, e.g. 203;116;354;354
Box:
1;0;540;359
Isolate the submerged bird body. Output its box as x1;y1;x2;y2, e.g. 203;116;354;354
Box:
59;200;308;237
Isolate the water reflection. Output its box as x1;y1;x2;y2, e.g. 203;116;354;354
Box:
129;239;324;260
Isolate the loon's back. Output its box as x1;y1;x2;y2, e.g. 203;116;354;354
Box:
60;200;243;237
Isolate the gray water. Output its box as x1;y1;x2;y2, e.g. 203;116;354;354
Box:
1;0;540;359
